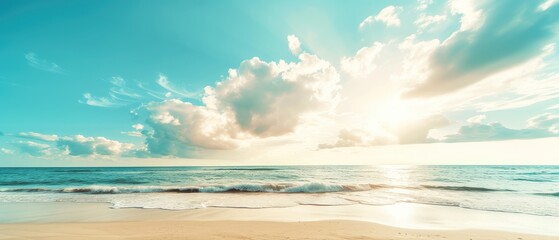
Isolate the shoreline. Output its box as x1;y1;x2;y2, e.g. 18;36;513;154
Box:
1;202;558;238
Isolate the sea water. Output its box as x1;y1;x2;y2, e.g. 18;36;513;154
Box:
0;165;558;216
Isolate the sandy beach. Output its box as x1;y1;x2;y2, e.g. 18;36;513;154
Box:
1;202;558;240
2;220;558;240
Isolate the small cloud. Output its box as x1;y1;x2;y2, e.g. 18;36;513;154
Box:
14;141;51;156
122;124;145;137
132;124;144;130
287;35;302;55
156;74;199;99
539;0;557;11
360;6;403;29
417;0;433;10
16;132;59;142
24;52;65;74
80;93;123;107
414;14;447;29
0;148;14;155
57;135;134;156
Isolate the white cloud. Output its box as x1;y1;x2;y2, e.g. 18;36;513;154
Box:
80;77;144;108
360;6;403;29
109;76;142;99
414;14;447;29
440;44;559;113
57;135;135;156
24;52;65;74
417;0;433;10
341;42;385;78
144;99;239;156
132;124;144;130
405;1;559;97
80;93;123;107
539;0;557;11
287;35;302;55
449;0;484;31
80;75;197;108
14;141;51;156
122;124;145;137
16;132;59;142
156;74;199;99
0;148;14;155
142;52;341;156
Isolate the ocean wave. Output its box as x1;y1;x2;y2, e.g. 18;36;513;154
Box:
50;169;102;173
0;183;517;194
213;168;284;171
534;192;559;197
512;178;552;182
420;185;514;192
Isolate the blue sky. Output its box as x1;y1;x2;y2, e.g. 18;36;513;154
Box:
1;0;559;166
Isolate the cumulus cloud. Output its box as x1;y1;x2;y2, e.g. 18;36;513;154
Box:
360;6;403;29
24;52;65;74
14;141;51;156
144;99;239;157
341;42;385;78
287;35;302;55
405;1;559;97
143;53;341;156
16;132;59;142
211;54;340;136
57;135;135;156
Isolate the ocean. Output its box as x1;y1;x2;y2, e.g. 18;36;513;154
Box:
0;165;558;217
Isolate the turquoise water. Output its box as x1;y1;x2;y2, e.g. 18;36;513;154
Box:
0;165;558;216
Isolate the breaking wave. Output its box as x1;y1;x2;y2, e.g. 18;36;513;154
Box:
0;183;516;194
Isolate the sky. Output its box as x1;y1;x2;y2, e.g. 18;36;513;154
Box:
1;0;559;166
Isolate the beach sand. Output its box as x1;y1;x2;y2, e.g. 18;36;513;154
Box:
0;202;558;240
1;220;558;240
